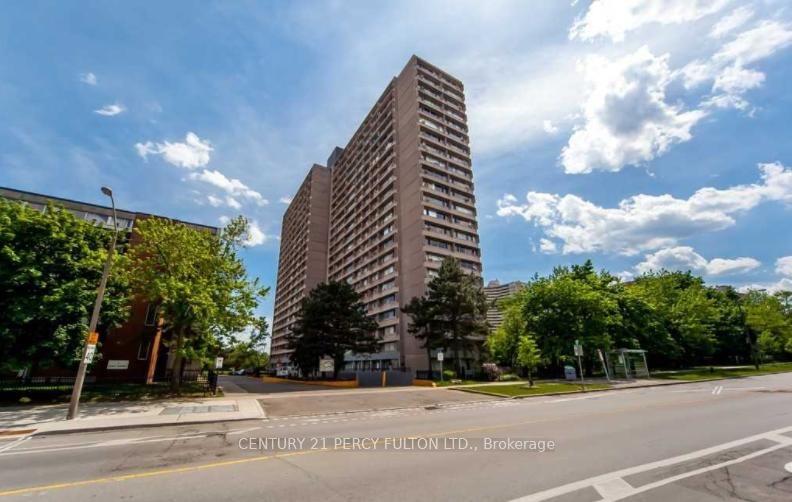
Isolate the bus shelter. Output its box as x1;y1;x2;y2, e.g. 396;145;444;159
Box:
608;349;650;379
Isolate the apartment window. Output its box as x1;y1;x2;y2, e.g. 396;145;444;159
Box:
137;339;151;360
144;303;159;326
382;342;397;352
379;309;397;321
426;238;450;249
384;265;395;275
427;253;444;262
384;326;396;336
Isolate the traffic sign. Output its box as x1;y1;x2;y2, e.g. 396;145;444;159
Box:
83;345;96;364
215;357;224;369
437;351;444;362
574;340;583;357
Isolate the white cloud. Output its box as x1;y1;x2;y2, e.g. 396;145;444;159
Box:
560;47;706;174
570;0;728;42
497;162;792;255
636;246;760;276
94;103;125;116
776;256;792;277
189;169;268;206
243;220;269;247
539;238;557;253
135;132;212;169
79;72;97;85
225;196;242;210
709;6;754;39
715;20;792;66
737;278;792;294
682;20;792;111
279;196;293;204
542;120;560;134
207;194;223;207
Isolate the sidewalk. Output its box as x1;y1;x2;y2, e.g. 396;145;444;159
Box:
0;397;265;436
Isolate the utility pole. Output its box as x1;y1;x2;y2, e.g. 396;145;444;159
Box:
67;187;120;420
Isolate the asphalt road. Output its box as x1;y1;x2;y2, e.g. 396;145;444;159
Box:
1;373;792;501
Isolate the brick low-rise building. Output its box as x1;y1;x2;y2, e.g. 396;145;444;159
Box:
271;56;483;374
0;186;217;383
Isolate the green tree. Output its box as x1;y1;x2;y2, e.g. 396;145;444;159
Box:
627;271;719;367
486;299;525;368
287;281;379;378
403;296;443;377
743;290;792;359
516;335;541;386
423;258;489;376
517;261;620;375
125;216;268;388
0;200;130;373
224;341;269;371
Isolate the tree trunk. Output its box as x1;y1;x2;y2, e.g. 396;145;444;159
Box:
171;325;186;391
528;367;534;387
426;346;433;379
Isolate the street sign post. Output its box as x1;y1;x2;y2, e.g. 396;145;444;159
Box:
574;340;585;391
437;351;444;382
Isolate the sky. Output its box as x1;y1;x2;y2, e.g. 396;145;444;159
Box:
2;0;792;333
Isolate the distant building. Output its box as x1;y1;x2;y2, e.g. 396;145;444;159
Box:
271;55;483;373
483;280;525;332
0;186;217;383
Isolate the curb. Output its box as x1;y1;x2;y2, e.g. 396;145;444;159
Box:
452;374;763;399
23;416;262;437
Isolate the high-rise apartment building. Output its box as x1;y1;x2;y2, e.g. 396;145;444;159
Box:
270;165;332;367
483;280;525;332
271;56;482;373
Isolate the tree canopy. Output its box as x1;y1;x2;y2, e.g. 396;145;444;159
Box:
405;257;489;376
287;280;379;377
0;200;130;372
125;216;268;387
491;260;792;376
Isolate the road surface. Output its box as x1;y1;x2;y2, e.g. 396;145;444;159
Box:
1;373;791;501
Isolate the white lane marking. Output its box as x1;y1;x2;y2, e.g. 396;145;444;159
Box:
593;478;633;498
0;436;30;453
711;385;723;395
785;461;792;474
0;434;207;457
226;427;260;436
509;424;792;502
604;440;792;501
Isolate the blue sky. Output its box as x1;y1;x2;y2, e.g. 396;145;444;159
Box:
2;1;792;331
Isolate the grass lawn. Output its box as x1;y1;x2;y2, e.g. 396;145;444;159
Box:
461;381;611;398
0;383;219;406
653;362;792;381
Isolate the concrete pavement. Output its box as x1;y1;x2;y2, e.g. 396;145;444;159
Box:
0;398;265;435
0;372;791;501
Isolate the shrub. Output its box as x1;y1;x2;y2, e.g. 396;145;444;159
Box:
498;373;521;382
442;369;457;380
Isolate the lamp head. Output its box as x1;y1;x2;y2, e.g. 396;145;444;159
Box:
101;186;113;197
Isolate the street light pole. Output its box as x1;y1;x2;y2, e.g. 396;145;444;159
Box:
66;187;120;420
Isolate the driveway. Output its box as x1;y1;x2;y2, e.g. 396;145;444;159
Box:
219;375;337;394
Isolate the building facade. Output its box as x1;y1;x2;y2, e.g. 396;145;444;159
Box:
271;56;483;373
483;280;526;332
270;165;332;368
0;186;217;383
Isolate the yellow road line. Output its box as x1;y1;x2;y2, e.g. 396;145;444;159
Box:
0;392;739;497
